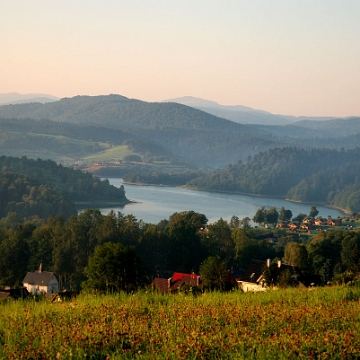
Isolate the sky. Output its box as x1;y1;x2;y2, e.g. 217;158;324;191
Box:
1;1;360;117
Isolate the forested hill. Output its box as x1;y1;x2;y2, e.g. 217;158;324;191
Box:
187;147;360;213
0;156;129;212
0;95;249;132
1;95;360;168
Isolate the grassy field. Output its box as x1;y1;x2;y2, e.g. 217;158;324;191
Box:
0;131;141;166
1;286;360;359
82;145;136;163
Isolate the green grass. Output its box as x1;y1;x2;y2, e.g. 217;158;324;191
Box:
82;145;138;162
1;286;360;359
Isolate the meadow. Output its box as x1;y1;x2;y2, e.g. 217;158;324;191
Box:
1;286;360;359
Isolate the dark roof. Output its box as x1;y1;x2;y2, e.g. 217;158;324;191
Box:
238;260;303;284
231;269;244;279
23;271;57;286
238;260;266;283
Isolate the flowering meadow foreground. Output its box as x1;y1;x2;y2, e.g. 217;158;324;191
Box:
1;287;360;359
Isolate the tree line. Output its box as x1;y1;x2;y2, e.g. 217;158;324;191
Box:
1;206;359;292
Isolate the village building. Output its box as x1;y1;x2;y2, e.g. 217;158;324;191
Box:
151;272;200;293
237;259;303;292
23;265;59;295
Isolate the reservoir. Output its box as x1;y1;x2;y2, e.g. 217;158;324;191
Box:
98;178;345;224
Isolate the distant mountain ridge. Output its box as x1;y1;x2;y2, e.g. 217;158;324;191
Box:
0;92;59;105
164;96;340;125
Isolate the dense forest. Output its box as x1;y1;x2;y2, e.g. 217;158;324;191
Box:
187;147;360;213
123;169;204;186
0;172;76;219
0;156;129;222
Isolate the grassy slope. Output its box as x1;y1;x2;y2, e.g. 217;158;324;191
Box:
0;130;140;165
1;286;360;359
82;145;136;162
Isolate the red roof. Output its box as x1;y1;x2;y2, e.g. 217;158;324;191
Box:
172;272;200;281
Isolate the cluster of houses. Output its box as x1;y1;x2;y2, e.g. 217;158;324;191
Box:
151;259;319;294
1;257;320;301
277;217;342;231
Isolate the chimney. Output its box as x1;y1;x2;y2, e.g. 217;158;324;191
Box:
278;260;281;268
168;278;171;288
38;263;42;273
266;259;271;268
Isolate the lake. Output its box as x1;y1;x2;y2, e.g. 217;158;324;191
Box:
96;178;345;224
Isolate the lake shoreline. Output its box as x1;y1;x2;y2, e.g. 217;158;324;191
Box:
122;180;347;214
99;178;346;224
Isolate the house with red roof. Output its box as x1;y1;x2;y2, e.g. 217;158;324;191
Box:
151;272;200;293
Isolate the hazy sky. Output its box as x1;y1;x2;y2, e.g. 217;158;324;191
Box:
1;1;359;116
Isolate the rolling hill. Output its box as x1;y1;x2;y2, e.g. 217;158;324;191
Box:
0;94;359;169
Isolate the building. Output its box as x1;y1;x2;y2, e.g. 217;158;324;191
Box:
23;265;59;295
237;259;303;292
151;272;200;293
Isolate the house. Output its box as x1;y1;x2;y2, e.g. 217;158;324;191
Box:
151;272;200;293
300;223;313;230
288;222;299;230
302;217;314;224
237;260;268;292
314;218;328;226
328;219;341;226
237;259;303;292
23;264;59;295
276;221;289;228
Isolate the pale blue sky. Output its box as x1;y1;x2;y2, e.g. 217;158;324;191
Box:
1;1;359;116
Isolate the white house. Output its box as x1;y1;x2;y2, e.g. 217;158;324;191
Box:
23;265;59;294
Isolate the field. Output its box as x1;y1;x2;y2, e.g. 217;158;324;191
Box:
82;145;137;163
1;286;360;359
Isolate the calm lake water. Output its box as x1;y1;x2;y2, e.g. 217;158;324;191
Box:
96;178;345;225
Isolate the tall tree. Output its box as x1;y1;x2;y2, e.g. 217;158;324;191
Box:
253;206;266;226
283;242;310;273
278;206;292;221
309;205;319;218
83;242;144;292
265;207;279;226
199;256;228;291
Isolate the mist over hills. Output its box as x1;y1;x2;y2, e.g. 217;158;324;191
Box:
164;96;293;125
0;94;359;168
164;96;341;126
